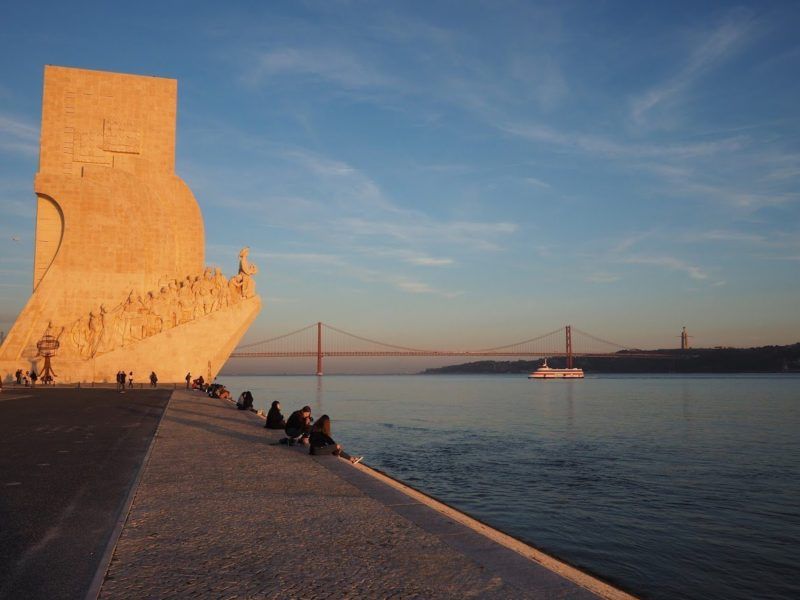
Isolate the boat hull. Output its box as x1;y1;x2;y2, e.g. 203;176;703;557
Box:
528;369;584;379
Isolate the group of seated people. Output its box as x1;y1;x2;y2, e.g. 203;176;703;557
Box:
263;400;362;464
206;382;232;400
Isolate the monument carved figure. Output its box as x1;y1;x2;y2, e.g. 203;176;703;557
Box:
0;66;262;382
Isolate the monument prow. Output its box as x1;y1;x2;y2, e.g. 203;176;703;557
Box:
0;66;261;382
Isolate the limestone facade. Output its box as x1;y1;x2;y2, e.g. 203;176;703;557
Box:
0;66;261;382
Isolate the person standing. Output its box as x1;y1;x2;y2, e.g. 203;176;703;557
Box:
185;372;191;389
30;370;38;387
149;371;158;388
128;372;134;388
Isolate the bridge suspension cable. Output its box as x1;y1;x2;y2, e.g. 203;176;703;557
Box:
322;323;432;353
230;322;644;374
571;327;631;351
234;322;318;350
474;327;565;353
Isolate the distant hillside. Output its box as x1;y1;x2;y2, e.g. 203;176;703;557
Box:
422;344;800;374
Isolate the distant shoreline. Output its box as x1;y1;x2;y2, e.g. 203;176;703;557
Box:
422;343;800;375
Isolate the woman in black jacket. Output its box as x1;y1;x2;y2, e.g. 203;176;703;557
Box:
264;400;286;429
309;415;361;463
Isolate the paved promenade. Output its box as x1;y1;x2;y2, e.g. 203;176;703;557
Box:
98;390;622;599
0;387;170;600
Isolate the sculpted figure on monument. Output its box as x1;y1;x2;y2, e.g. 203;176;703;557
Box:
239;247;258;276
96;304;116;355
229;274;244;303
178;281;193;323
238;247;258;299
69;317;90;358
87;309;103;357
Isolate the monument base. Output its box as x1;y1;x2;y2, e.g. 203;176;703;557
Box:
1;296;260;384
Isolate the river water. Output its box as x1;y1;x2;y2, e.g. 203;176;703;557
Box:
222;374;800;600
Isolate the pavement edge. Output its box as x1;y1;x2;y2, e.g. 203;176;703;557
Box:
347;459;639;600
84;390;173;600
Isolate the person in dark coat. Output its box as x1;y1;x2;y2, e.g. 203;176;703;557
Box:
236;390;253;409
309;415;361;463
284;405;313;444
264;400;286;429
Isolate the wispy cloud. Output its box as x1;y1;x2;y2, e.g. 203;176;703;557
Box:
586;272;621;284
337;217;517;251
244;47;395;90
250;249;460;297
522;176;551;189
501;122;744;159
622;255;708;280
631;12;755;126
407;256;453;266
259;252;345;266
683;230;767;244
611;231;652;254
0;114;39;156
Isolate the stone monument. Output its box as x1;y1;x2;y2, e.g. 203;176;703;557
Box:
0;66;261;382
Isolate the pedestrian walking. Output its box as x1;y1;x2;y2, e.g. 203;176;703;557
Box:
149;371;158;387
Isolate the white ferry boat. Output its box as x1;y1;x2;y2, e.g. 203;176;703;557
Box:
528;359;584;379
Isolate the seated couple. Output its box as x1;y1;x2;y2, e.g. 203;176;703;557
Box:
266;403;361;463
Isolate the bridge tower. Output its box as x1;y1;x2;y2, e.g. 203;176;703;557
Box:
566;325;573;368
316;322;324;376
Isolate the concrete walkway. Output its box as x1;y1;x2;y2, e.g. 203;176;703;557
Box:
98;391;625;599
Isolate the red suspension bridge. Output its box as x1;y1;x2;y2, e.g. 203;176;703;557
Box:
230;322;652;375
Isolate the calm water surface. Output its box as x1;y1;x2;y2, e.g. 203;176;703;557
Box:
223;374;800;600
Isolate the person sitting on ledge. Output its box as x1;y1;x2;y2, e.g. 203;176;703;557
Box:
309;415;362;463
237;390;254;410
264;400;285;429
284;405;313;445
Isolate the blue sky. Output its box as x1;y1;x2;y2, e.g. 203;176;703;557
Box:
1;1;799;369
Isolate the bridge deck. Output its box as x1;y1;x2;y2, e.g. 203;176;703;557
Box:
98;390;630;599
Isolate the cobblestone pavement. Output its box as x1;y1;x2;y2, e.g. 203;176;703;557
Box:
99;391;600;599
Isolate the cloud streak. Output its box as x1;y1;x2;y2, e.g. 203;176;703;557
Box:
501;122;744;160
622;255;708;280
245;47;395;90
631;12;754;126
0;114;39;157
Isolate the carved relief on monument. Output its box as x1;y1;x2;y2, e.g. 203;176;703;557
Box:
74;131;113;165
56;249;258;360
102;118;141;153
